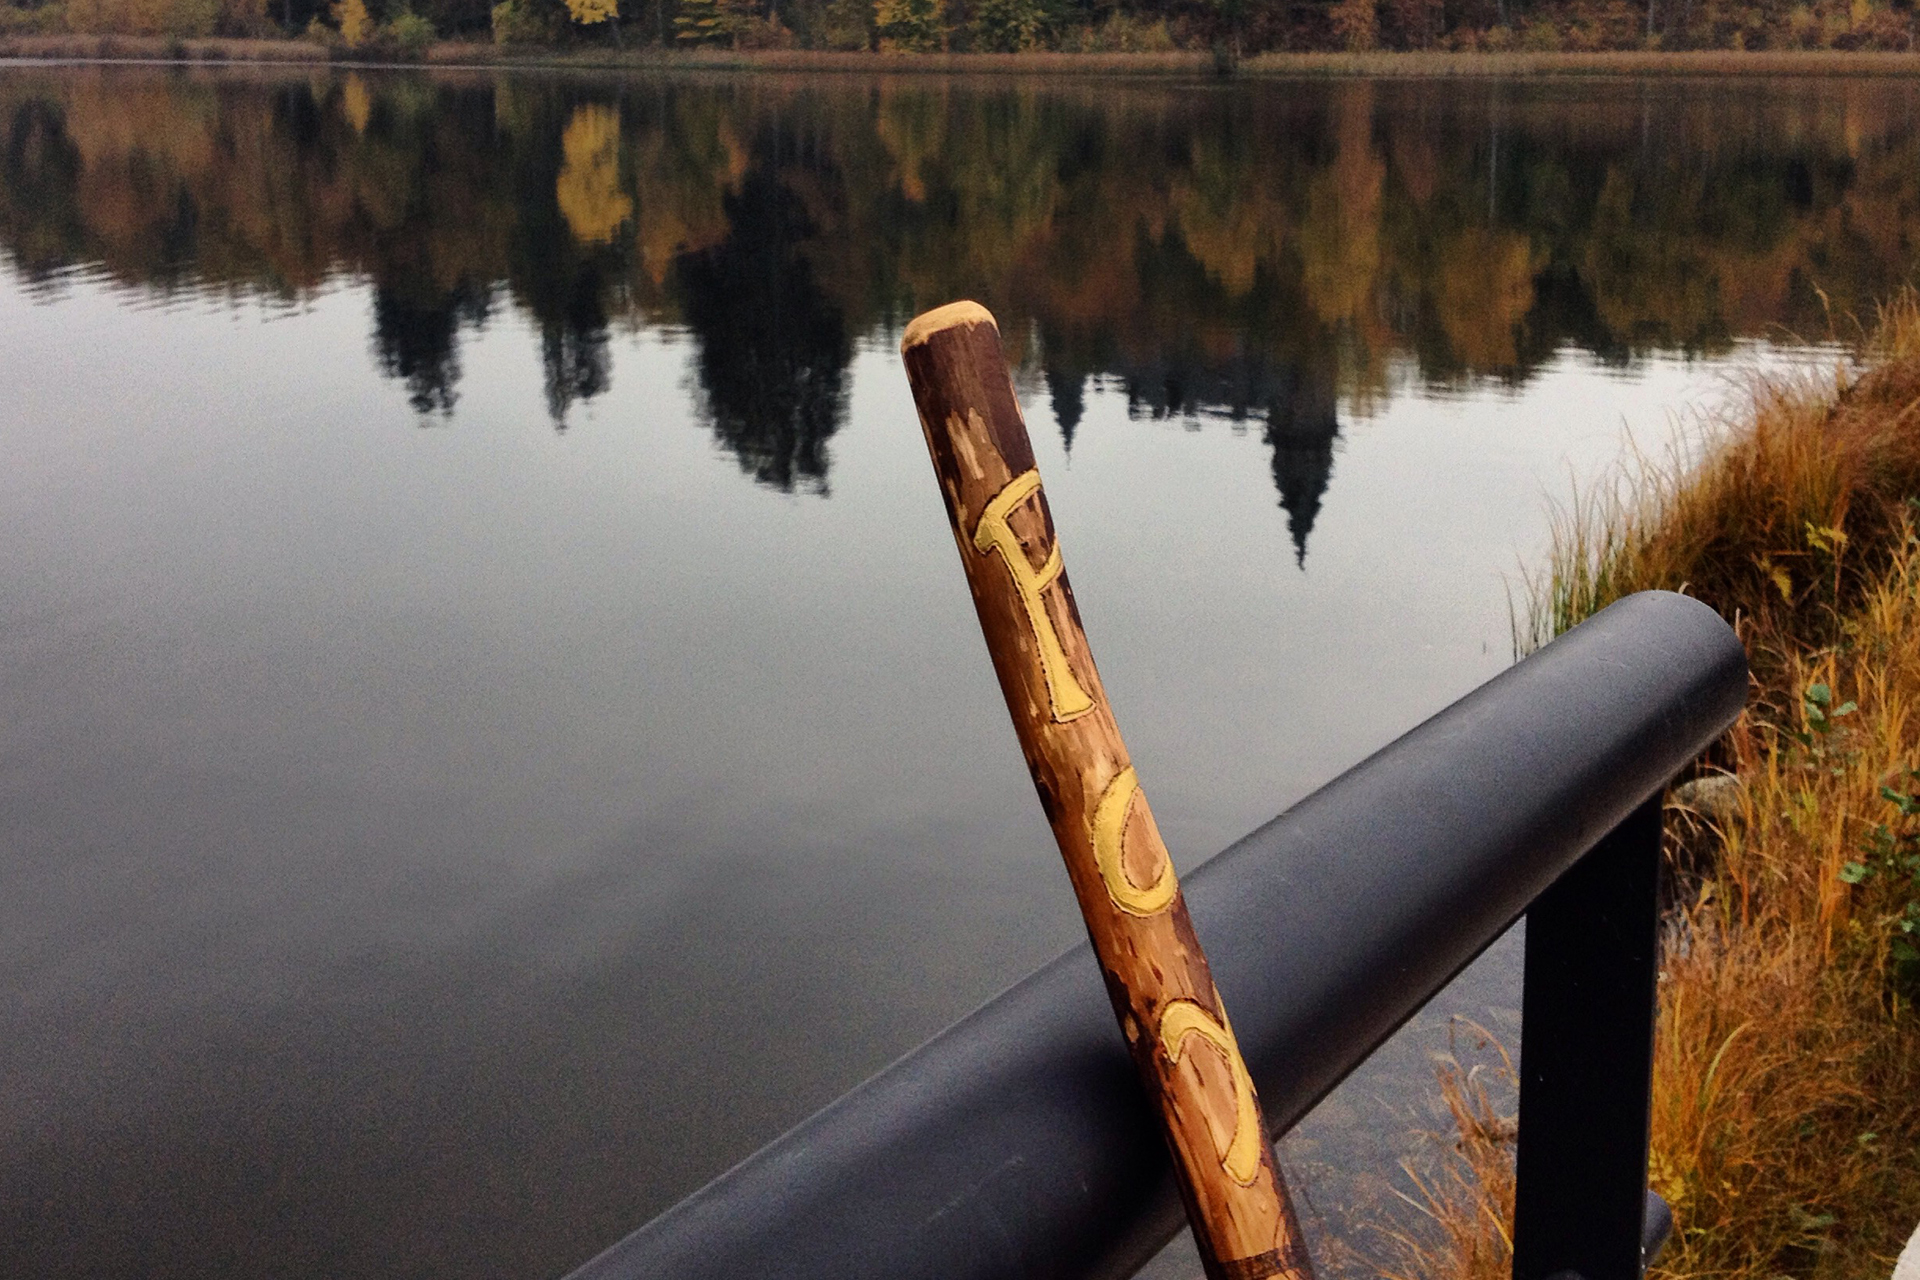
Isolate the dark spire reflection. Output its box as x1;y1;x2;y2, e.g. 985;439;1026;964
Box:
540;263;612;425
371;281;491;416
1086;343;1340;567
1046;365;1086;452
1263;369;1339;569
674;162;850;495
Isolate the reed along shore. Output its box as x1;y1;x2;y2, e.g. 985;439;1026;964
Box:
1394;293;1920;1280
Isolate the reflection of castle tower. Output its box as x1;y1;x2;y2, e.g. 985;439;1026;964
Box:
1039;321;1110;455
1045;365;1086;452
674;158;850;494
1262;366;1339;569
1056;336;1341;567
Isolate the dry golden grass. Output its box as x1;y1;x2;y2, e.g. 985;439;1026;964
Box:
1653;630;1920;1280
1398;290;1920;1280
1523;290;1920;698
1379;1027;1519;1280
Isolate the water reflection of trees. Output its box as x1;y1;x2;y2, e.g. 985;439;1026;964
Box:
372;279;493;414
4;71;1918;552
677;157;850;494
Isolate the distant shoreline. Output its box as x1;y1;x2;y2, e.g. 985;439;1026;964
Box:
7;36;1920;75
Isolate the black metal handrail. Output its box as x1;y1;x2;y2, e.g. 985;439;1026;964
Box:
563;590;1748;1280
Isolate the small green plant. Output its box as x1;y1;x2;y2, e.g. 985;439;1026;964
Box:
1791;680;1857;784
1792;680;1856;752
491;0;556;41
1842;770;1920;993
385;5;433;48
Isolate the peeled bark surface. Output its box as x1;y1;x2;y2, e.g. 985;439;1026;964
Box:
900;301;1313;1280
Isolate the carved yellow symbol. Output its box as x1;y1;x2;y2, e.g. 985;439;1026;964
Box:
1092;766;1177;916
1159;1000;1264;1187
972;469;1095;722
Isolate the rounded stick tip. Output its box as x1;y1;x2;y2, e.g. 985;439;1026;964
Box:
901;300;997;354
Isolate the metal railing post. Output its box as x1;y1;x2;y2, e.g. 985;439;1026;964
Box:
1513;795;1665;1280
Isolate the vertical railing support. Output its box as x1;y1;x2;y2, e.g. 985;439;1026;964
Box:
1513;796;1665;1280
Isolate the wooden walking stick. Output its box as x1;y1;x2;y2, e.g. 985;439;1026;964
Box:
901;301;1315;1280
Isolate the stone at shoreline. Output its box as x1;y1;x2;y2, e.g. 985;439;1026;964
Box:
1670;773;1743;824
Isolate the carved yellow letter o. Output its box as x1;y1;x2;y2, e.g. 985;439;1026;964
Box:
1092;766;1177;916
1158;999;1264;1187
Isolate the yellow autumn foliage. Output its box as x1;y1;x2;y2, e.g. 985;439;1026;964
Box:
1298;85;1384;327
11;69;1920;420
332;0;370;44
628;103;742;284
1170;133;1289;299
874;86;946;204
1431;226;1542;369
340;75;371;134
555;105;633;247
564;0;617;23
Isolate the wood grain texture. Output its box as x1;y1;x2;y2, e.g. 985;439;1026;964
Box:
900;300;1314;1280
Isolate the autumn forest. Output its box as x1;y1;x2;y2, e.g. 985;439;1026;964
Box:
3;70;1917;530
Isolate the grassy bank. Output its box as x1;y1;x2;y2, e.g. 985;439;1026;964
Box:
9;34;1920;74
1399;297;1920;1280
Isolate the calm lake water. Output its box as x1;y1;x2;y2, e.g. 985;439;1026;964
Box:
2;64;1911;1279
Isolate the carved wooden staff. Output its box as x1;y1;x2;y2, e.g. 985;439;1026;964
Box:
901;301;1315;1280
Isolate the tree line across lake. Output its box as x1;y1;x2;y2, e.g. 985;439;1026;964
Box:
2;71;1915;549
4;0;1920;57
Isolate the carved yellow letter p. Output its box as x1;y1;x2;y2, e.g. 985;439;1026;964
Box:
973;469;1095;723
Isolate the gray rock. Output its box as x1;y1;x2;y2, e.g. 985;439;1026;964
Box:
1670;773;1743;823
